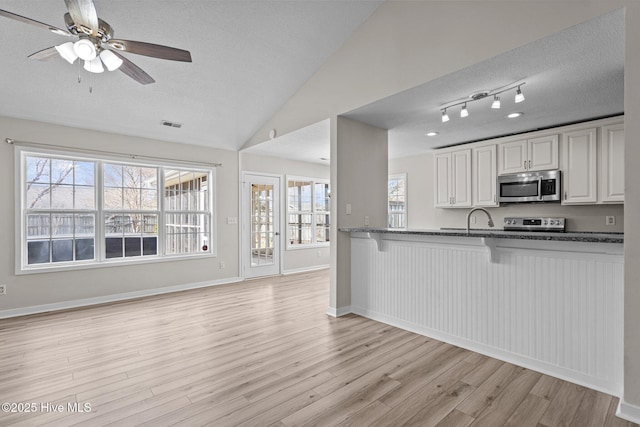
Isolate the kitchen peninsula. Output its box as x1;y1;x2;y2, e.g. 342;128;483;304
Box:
340;227;624;396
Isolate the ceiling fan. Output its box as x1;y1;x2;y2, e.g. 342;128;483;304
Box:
0;0;192;85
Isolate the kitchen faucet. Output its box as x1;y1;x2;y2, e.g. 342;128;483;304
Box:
467;207;495;234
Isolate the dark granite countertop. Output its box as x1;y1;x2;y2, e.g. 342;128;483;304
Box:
339;227;624;244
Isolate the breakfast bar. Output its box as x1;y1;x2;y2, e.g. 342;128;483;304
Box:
341;227;624;396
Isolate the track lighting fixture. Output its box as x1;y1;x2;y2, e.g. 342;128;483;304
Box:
439;82;526;123
460;103;469;118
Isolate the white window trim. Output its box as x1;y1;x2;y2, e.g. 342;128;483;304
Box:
285;175;330;250
388;173;408;229
15;146;217;275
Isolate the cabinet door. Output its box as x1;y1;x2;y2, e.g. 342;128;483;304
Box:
562;128;597;204
498;140;527;174
473;145;497;206
528;134;559;171
434;153;451;207
451;149;472;207
600;123;624;203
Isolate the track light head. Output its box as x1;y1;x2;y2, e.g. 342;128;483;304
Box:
491;96;501;109
460;104;469;118
441;109;450;123
515;86;525;103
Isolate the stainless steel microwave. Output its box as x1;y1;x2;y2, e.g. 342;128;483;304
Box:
497;170;561;204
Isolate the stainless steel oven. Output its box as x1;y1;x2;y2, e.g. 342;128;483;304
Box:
497;170;561;204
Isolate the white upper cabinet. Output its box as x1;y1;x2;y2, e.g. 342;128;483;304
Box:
498;135;558;175
473;145;497;207
529;135;559;171
600;122;625;203
434;149;471;208
562;128;597;204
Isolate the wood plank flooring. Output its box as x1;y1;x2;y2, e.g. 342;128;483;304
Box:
0;269;636;426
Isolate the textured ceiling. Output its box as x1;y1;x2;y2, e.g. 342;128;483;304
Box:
257;8;624;163
0;0;381;151
345;8;624;159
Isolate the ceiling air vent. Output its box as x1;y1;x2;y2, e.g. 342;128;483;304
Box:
161;120;183;129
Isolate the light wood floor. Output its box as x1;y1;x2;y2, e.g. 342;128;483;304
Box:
0;269;636;427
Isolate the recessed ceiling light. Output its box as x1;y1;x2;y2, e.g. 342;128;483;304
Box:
507;112;524;119
425;132;439;137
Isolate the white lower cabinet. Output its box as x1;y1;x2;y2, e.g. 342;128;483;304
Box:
562;128;597;204
473;145;497;206
434;149;471;208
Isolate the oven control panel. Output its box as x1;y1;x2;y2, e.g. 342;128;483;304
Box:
503;217;566;232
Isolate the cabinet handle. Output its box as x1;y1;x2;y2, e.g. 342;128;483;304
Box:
452;196;455;205
564;191;567;200
529;160;532;169
524;160;527;170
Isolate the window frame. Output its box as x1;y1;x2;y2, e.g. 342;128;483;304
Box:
15;146;217;275
388;173;407;229
285;175;330;250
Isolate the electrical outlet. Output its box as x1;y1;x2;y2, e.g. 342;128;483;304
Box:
346;204;352;215
606;216;616;226
219;261;225;269
471;216;477;224
0;285;6;295
317;251;321;257
364;216;370;226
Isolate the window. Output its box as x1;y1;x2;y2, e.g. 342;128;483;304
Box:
388;174;407;229
19;149;215;272
287;177;330;247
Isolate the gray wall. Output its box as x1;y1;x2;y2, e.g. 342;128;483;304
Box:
0;116;239;314
240;152;330;273
390;151;625;232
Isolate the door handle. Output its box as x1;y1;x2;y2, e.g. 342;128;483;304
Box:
275;232;280;236
537;178;543;200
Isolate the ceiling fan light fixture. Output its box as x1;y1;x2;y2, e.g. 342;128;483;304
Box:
99;50;123;71
55;42;78;64
73;39;97;61
84;57;104;73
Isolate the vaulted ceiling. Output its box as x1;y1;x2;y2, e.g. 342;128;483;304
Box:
0;0;381;151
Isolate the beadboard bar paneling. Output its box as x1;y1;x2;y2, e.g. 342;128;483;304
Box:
350;232;624;396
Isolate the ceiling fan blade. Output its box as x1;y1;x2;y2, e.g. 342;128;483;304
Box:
110;51;155;85
64;0;99;35
108;39;192;62
28;46;60;61
0;9;72;36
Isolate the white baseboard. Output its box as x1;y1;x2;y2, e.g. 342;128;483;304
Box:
326;305;352;318
351;305;621;397
0;276;243;319
617;400;640;424
282;264;329;276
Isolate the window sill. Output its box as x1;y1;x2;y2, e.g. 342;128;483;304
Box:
16;251;218;275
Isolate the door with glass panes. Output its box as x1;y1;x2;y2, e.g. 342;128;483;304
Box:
243;174;280;278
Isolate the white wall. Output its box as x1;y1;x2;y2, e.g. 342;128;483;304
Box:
0;116;240;315
390;151;624;232
240;152;330;273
